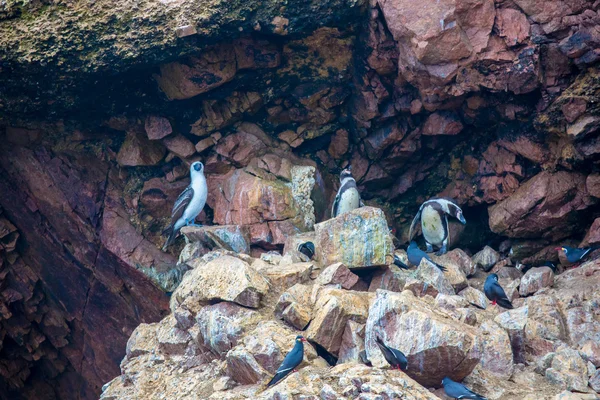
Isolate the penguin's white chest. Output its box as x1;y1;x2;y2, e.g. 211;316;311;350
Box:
337;188;360;215
421;206;445;245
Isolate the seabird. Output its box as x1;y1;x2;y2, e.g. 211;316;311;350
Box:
556;246;595;268
408;198;466;255
407;241;447;272
375;336;408;371
442;377;488;400
162;161;208;250
393;254;410;270
332;165;364;218
484;273;513;309
297;242;315;260
267;335;306;387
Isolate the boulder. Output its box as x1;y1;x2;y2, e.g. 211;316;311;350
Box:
314;207;394;269
337;320;366;364
589;370;600;392
422;111;464;136
580;217;600;247
472;246;501;272
368;264;411;292
126;323;159;360
171;255;270;313
495;306;529;364
155;315;192;356
305;288;371;356
181;225;251;255
459;287;488;310
225;321;318;385
579;341;600;368
489;171;595;240
545;347;590;393
365;290;482;387
195;302;261;356
274;284;313;330
116;130;166;166
162;135;196;158
144;116;172;140
415;259;455;296
477;320;514;380
251;259;313;289
315;263;360;289
430;252;468;292
519;267;554;296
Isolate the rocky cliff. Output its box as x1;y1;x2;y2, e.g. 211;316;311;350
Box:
1;0;600;398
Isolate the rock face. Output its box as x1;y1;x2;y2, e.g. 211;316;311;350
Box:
314;207;393;269
3;0;600;396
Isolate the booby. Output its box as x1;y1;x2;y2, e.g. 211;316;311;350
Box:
407;241;447;272
267;335;306;387
375;336;408;371
162;161;208;251
442;377;488;400
408;198;466;255
332;166;364;218
483;273;513;309
556;246;595;268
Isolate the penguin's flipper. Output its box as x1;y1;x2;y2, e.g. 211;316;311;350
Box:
359;199;365;207
408;206;423;242
332;191;341;218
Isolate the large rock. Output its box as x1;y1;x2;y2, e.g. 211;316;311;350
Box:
305;288;371;356
545;347;591;393
251;259;313;289
181;225;251;255
274;284;313;330
314;207;394;269
519;267;554;296
116;130;166;166
472;246;501;272
495;306;529;364
171;255;270;312
365;290;482;387
489;171;595;240
477;320;514;380
415;259;456;296
315;263;360;289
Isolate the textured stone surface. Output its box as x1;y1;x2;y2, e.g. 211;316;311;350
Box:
314;207;394;269
315;262;360;289
365;290;481;387
520;267;554;296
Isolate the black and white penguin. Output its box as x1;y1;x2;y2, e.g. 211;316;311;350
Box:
332;166;364;218
442;377;488;400
267;335;306;387
162;161;208;250
375;336;408;371
408;198;466;255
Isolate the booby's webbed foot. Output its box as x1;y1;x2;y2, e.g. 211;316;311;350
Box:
425;243;434;253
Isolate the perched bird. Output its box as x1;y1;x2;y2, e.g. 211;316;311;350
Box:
409;198;466;255
297;242;315;260
407;241;447;272
267;335;307;387
556;246;595;268
332;165;364;218
484;273;513;309
375;336;408;371
393;254;410;270
162;161;208;250
442;377;487;400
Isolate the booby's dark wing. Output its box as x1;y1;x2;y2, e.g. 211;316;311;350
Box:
408;204;424;242
267;342;303;387
162;185;194;251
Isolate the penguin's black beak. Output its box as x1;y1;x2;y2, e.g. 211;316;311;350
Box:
458;213;466;224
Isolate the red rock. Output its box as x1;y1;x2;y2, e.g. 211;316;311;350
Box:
215;131;267;167
233;37;280;70
190;92;263;137
519;267;554;296
489;171;595;240
580;218;600;247
144;116;172;140
140;178;189;219
495;8;530;47
364;122;406;159
194;137;217;153
561;98;587;123
422;112;464;136
315;263;360;289
117;130;166;166
328;129;349;159
5;127;41;146
162;135;196;159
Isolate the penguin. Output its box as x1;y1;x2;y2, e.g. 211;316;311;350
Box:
162;161;208;251
442;377;488;400
483;274;513;309
332;166;364;218
375;336;408;371
297;242;315;260
407;241;447;272
556;246;595;268
408;198;466;255
267;335;306;387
